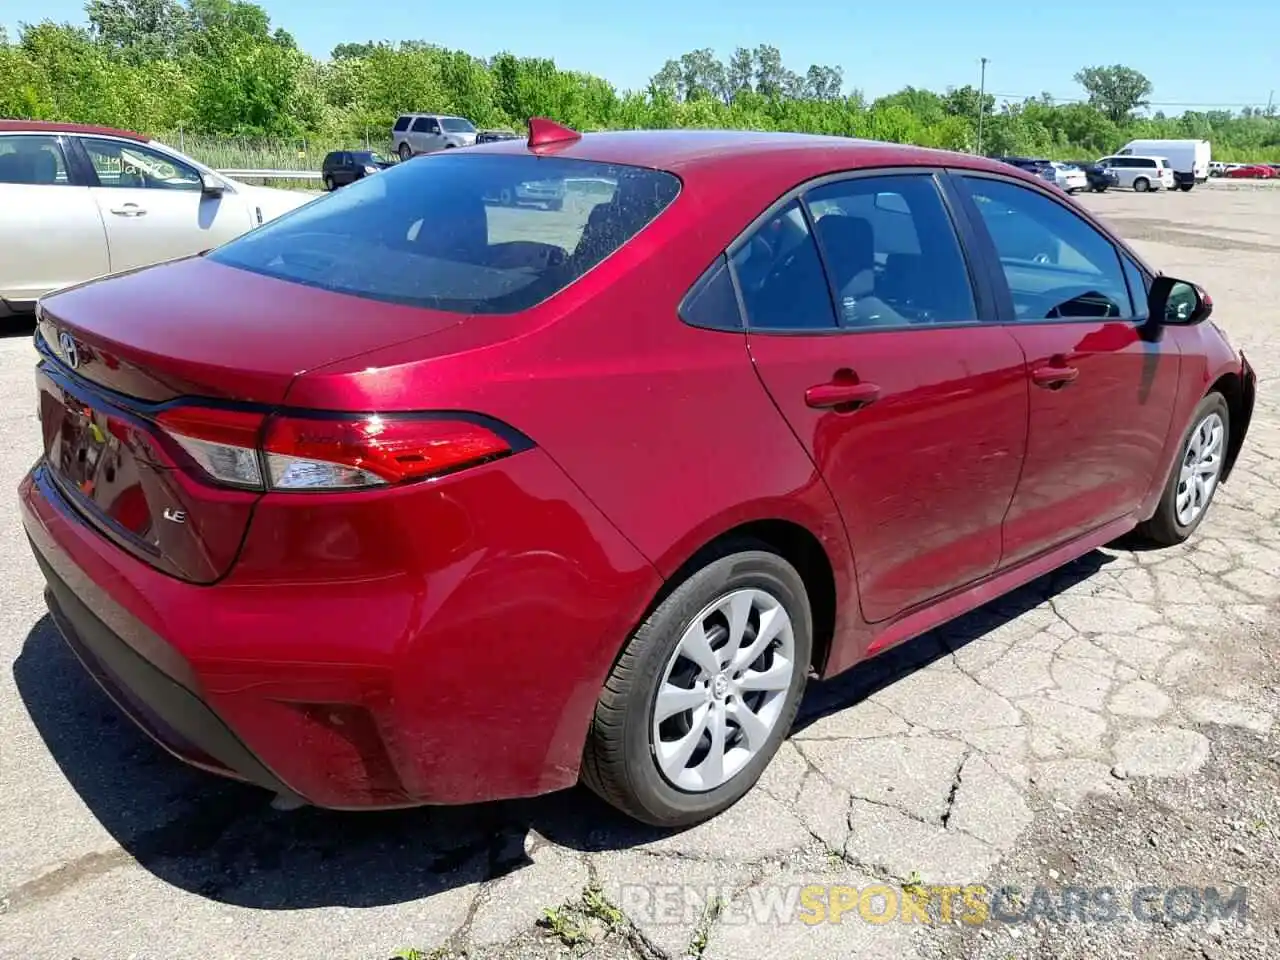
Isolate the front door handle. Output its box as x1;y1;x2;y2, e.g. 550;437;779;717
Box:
109;204;146;217
805;378;881;410
1031;364;1079;389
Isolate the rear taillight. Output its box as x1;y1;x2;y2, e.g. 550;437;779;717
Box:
155;407;514;492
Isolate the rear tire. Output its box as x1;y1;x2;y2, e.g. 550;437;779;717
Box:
1135;392;1230;546
398;143;412;161
1178;182;1194;192
1133;177;1151;192
581;545;812;827
322;174;334;192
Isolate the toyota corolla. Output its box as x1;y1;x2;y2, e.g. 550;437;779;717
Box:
20;119;1256;827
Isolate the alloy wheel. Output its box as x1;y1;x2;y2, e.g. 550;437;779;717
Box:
1176;411;1225;527
650;588;796;793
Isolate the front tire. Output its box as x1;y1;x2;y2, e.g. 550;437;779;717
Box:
581;545;812;827
1136;392;1230;546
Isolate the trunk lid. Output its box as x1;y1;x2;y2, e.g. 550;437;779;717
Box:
35;256;468;582
37;256;467;403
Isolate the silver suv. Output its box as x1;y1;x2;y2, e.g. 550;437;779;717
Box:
391;114;478;160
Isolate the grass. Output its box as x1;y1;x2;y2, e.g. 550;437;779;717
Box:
152;130;395;173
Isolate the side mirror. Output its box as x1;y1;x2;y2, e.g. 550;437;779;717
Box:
200;172;226;197
1148;275;1212;326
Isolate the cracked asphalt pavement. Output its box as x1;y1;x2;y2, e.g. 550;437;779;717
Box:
2;183;1277;960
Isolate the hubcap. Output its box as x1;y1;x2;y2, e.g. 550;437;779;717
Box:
1176;411;1225;527
650;588;796;793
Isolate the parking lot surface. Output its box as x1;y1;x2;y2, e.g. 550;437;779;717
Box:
1;183;1277;960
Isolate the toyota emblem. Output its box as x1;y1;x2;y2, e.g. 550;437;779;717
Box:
58;331;79;369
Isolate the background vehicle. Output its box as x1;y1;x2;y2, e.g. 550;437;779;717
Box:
1115;138;1210;191
391;113;478;159
0;119;311;314
1044;161;1088;193
1096;154;1175;192
21;124;1256;829
1225;164;1277;179
991;155;1049;175
321;150;394;190
1067;159;1119;192
476;129;522;144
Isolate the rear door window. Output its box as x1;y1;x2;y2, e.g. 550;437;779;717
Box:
393;116;412;132
0;135;72;185
729;200;836;330
804;174;977;328
208;154;681;314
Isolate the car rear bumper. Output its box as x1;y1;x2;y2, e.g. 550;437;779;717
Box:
35;540;306;802
20;449;661;810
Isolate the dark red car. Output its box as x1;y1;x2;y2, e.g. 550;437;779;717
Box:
20;120;1257;827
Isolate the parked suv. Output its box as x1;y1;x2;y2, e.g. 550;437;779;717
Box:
1096;155;1175;192
391;114;478;160
321;150;393;191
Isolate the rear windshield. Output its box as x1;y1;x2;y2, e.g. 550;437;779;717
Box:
208;154;681;314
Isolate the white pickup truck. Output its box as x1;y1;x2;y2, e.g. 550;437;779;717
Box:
0;120;314;315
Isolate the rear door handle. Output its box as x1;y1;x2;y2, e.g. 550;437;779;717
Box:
805;379;881;410
109;204;146;217
1031;364;1079;389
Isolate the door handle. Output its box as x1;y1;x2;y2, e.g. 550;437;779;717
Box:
109;204;146;217
1031;364;1079;389
805;378;881;410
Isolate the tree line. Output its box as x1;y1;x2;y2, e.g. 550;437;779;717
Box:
2;0;1277;162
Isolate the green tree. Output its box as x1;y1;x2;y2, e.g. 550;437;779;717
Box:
85;0;189;63
1073;65;1153;124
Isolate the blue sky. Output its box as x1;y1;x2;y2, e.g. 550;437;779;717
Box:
3;0;1277;111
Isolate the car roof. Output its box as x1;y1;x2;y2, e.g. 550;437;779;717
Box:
469;129;1036;187
398;113;464;120
0;118;149;141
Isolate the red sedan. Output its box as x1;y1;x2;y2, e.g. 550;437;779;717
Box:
1225;164;1276;178
20;119;1257;827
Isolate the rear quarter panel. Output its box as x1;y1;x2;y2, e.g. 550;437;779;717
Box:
288;177;863;665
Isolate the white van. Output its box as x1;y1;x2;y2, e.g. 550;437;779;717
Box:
1096;155;1177;192
1115;139;1210;191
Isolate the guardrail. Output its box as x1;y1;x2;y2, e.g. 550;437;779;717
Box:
217;168;323;180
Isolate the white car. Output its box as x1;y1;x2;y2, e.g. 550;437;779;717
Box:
1046;161;1088;194
0;120;314;315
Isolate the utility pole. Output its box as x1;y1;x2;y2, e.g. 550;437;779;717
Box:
977;57;989;155
1268;90;1275;116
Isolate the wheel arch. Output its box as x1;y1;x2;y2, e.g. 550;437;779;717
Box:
1209;369;1252;482
650;518;841;678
